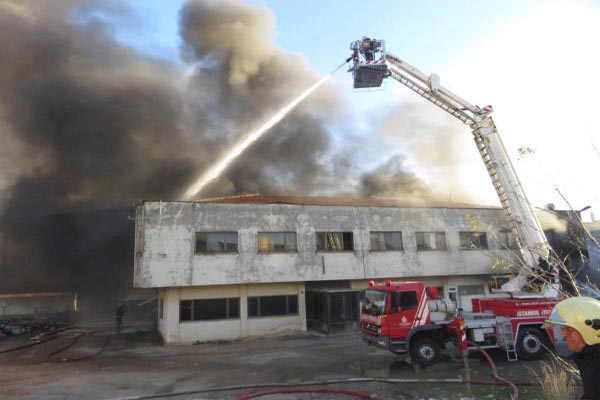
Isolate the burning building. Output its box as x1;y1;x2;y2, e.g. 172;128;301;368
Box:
133;195;522;343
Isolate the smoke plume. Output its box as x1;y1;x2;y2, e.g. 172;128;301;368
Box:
372;101;484;203
0;0;453;303
360;155;436;200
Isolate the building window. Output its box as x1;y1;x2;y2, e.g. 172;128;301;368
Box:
499;230;519;249
195;232;238;254
458;284;485;296
370;231;403;251
489;275;514;292
315;232;354;252
436;286;445;298
179;298;240;322
459;232;488;249
248;295;299;317
416;232;447;251
258;232;297;253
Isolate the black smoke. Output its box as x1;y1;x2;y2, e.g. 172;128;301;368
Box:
0;0;438;305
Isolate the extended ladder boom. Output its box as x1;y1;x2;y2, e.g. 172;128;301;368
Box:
349;45;556;295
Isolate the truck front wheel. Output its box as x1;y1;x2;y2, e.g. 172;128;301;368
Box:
516;327;545;360
410;337;439;367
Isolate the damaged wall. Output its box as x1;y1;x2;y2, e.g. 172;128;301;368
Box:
0;292;76;316
134;201;516;288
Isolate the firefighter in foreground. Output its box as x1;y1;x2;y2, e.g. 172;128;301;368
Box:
543;297;600;400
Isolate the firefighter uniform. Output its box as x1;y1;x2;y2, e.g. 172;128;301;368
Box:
543;296;600;400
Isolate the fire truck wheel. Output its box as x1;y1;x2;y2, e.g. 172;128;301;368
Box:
516;327;545;360
410;337;439;367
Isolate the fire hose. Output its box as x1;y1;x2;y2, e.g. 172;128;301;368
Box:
0;326;73;355
235;387;382;400
47;330;108;362
467;341;519;400
104;342;524;400
0;327;108;362
104;374;522;400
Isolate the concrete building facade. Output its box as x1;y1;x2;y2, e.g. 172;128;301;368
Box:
134;195;517;343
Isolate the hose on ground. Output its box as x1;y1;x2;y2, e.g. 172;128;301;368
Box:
105;376;532;400
103;343;530;400
0;327;108;362
0;327;73;354
235;387;382;400
47;330;108;362
467;341;519;400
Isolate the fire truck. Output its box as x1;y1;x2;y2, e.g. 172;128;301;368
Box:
349;37;562;366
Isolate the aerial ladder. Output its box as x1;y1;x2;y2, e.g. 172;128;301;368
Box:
348;37;559;297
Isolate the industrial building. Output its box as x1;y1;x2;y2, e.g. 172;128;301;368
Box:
133;195;519;344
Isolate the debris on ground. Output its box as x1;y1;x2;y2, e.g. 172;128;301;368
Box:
0;316;66;337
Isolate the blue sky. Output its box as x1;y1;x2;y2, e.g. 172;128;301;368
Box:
117;0;534;72
109;0;600;219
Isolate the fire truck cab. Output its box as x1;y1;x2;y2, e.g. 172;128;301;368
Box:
361;280;465;366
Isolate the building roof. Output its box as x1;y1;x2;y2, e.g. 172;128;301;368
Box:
194;193;500;210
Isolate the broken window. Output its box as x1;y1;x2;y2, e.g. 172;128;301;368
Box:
370;231;403;251
195;232;238;254
315;232;354;252
499;230;519;249
248;295;298;318
489;275;514;292
258;232;297;253
459;232;488;249
179;298;240;322
416;232;447;251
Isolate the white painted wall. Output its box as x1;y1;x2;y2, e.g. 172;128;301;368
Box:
135;202;516;288
159;282;305;343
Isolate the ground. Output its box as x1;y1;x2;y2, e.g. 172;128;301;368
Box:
0;326;580;400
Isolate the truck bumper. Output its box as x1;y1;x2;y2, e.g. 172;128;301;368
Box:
361;332;390;351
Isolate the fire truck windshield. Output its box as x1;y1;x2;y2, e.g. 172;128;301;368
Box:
362;290;387;315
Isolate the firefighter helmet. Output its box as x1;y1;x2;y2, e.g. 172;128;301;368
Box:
543;296;600;345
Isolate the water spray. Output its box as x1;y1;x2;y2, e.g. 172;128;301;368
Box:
181;60;350;200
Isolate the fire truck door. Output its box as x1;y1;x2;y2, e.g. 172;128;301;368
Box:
388;290;419;340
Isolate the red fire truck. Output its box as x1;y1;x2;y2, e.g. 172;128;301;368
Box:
349;38;562;366
361;280;557;366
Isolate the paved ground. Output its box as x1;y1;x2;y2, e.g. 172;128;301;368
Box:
0;327;578;400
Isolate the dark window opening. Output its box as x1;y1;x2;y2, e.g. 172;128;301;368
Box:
258;232;297;253
180;300;192;321
370;231;403;251
195;232;238;254
248;295;299;318
316;232;354;252
180;298;240;321
500;230;519;249
459;232;488;249
416;232;447;251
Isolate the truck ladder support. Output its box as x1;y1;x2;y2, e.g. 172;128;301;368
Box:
379;49;557;296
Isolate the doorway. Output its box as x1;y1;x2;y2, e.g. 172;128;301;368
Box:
305;288;362;333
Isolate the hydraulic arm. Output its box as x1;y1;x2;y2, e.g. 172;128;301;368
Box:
348;39;557;295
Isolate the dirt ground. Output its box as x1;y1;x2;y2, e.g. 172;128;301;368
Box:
0;326;581;400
